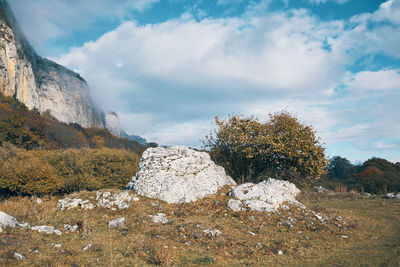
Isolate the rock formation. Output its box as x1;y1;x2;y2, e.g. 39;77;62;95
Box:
105;111;121;136
127;146;236;203
0;0;104;128
228;178;304;212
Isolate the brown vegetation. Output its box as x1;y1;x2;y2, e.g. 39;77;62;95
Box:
0;189;399;266
205;111;327;185
0;144;140;196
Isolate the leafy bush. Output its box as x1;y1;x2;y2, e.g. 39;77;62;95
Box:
0;144;140;196
205;111;327;185
0;148;63;195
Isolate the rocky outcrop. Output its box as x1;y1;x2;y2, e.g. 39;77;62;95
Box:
228;179;304;212
105;111;121;136
127;146;236;204
0;0;104;128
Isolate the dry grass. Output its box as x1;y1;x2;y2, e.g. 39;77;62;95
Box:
0;189;399;266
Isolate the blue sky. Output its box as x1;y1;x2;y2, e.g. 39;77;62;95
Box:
9;0;400;163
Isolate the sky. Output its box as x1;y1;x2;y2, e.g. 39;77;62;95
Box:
8;0;400;163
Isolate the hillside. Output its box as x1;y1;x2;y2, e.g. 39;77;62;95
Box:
0;93;148;152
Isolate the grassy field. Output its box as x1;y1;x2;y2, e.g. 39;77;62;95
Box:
0;189;399;266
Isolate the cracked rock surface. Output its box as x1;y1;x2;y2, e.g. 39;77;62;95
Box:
127;146;236;204
228;178;304;212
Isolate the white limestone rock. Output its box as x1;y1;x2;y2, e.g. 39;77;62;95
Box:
31;225;61;235
127;146;236;203
387;193;400;199
96;191;132;210
58;198;94;211
108;217;126;228
0;211;28;232
227;199;245;212
64;224;79;232
14;252;25;260
229;178;303;212
149;213;169;224
203;229;222;237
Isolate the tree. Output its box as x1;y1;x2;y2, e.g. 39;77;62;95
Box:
205;111;327;184
328;156;356;179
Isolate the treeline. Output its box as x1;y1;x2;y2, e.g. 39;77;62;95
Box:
322;156;400;194
0;144;140;196
0;94;149;153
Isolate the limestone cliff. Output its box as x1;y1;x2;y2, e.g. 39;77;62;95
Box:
0;0;104;128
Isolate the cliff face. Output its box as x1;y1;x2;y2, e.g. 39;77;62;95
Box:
0;0;105;128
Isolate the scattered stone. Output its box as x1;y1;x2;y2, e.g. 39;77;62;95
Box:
127;146;236;203
82;242;93;252
314;186;330;193
386;193;400;199
29;248;40;254
14;252;25;260
282;221;294;228
249;231;256;236
35;198;43;205
151;202;161;208
278;250;283;255
311;211;325;222
96;191;132;210
132;197;140;201
58;198;94;211
108;217;126;228
31;226;62;235
229;179;303;212
149;213;169;224
64;224;78;232
255;243;263;249
203;229;222;237
227;199;245;212
0;211;28;232
54;244;63;248
341;235;349;239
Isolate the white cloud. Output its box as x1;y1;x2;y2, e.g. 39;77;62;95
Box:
8;0;159;52
50;1;400;162
345;70;400;91
371;142;398;149
307;0;349;5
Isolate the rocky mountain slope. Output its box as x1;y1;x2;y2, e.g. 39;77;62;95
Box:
0;0;104;128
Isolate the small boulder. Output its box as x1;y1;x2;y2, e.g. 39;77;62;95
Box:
149;213;169;224
14;252;25;260
127;146;236;203
203;229;222;237
0;211;28;232
31;226;61;235
96;191;132;210
229;178;303;212
108;217;126;228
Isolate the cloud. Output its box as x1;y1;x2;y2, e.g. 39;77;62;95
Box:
306;0;349;5
52;1;400;161
345;70;400;91
8;0;159;51
371;142;398;149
